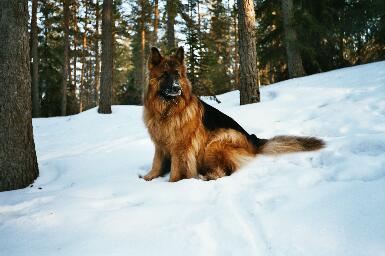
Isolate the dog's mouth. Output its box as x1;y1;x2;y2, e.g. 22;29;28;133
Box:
161;86;182;98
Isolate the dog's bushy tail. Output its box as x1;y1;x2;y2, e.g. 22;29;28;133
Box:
254;135;325;155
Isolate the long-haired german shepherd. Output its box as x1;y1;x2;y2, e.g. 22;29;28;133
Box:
141;47;324;182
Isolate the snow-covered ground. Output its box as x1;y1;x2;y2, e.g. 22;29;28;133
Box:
1;62;385;256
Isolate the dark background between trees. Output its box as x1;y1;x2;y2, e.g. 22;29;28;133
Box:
29;0;385;117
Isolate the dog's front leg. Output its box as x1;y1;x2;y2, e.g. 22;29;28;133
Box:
142;147;168;181
169;150;197;182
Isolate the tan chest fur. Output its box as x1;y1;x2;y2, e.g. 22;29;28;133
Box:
143;96;208;156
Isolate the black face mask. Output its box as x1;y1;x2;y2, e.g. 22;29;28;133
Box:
159;72;182;98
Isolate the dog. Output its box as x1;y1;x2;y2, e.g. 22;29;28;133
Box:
141;47;324;182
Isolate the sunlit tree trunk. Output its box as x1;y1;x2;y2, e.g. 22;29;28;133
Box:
94;0;101;105
79;3;89;113
153;0;159;45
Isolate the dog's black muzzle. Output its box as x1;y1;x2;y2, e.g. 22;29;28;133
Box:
162;82;182;98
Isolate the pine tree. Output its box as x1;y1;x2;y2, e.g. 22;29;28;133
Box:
152;0;159;45
184;0;199;88
61;0;70;116
237;0;260;104
94;0;101;104
139;0;147;91
30;0;41;117
206;0;232;94
67;0;80;115
0;0;39;191
166;0;178;50
98;0;113;114
281;0;305;78
79;1;90;112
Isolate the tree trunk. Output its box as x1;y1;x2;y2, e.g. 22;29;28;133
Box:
281;0;305;78
79;3;89;113
30;0;40;117
140;28;146;86
233;4;240;90
71;0;78;105
139;0;146;90
153;0;159;45
61;0;70;116
94;0;101;105
73;1;79;91
237;0;260;105
0;0;39;191
98;0;113;114
166;0;176;49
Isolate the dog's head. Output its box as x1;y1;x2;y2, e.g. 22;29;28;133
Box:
146;47;191;103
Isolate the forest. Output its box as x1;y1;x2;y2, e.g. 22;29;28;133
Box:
28;0;385;117
1;0;384;190
1;1;385;254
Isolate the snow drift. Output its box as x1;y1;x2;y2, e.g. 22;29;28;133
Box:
1;61;385;256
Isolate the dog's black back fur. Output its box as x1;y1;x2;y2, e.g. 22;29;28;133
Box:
199;99;267;148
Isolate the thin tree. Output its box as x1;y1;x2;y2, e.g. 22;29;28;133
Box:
94;0;101;104
0;0;39;191
237;0;260;104
232;4;240;90
79;2;89;112
73;1;79;90
139;0;147;89
71;0;79;108
166;0;177;49
61;0;70;116
281;0;306;78
98;0;113;114
30;0;41;117
153;0;159;45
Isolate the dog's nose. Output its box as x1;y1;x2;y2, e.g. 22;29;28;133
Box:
171;82;181;90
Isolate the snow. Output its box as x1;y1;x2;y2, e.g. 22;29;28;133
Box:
1;61;385;256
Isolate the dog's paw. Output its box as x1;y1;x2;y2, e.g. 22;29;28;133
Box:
198;174;208;181
139;173;157;181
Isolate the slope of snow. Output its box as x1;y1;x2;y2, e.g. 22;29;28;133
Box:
1;62;385;256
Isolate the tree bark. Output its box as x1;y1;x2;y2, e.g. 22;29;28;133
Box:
94;0;101;105
79;3;89;113
73;1;79;91
61;0;70;116
71;0;78;105
139;0;146;90
233;4;240;90
166;0;176;49
0;0;39;191
152;0;159;45
281;0;305;78
237;0;260;105
98;0;113;114
30;0;40;117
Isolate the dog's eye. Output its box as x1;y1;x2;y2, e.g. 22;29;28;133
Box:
175;73;180;79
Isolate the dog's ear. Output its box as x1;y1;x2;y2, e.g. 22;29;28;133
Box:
148;47;162;68
175;46;184;63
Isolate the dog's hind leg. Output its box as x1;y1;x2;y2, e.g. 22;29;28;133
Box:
200;130;255;180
